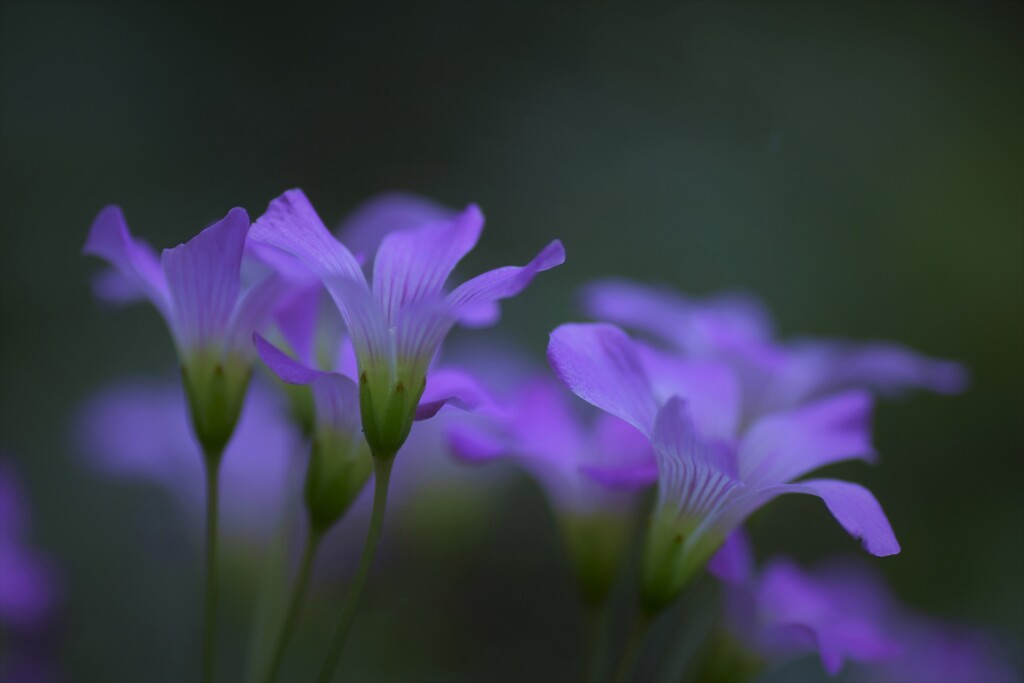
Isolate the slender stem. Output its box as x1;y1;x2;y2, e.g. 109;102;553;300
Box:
315;456;394;683
202;456;222;683
262;527;324;683
582;602;607;683
610;611;652;683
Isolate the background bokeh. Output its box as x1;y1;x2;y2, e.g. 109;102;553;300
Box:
1;2;1021;681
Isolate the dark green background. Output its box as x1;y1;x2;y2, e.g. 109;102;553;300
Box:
1;2;1021;681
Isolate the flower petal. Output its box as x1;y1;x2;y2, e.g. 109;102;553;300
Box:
254;333;327;385
582;278;692;346
83;205;170;316
781;341;970;405
456;300;501;328
161;207;248;352
707;530;755;584
638;345;741;439
272;284;324;366
446;422;509;463
251;189;365;284
446;240;566;316
547;323;658;434
589;412;657;473
583;279;773;355
321;275;393;375
372;204;484;323
652;397;741;517
309;373;360;436
738;391;875;488
392;294;459;388
226;274;287;358
732;479;900;556
755;560;901;674
415;367;491;420
337;192;456;262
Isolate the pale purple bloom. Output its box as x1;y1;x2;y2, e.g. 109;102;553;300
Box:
710;533;898;676
255;276;493;530
446;374;656;602
709;534;1018;682
73;379;302;542
256;291;492;437
84;206;282;361
547;323;898;609
84;206;286;453
0;462;58;632
447;375;655;514
249;188;564;455
0;460;62;683
584;280;968;420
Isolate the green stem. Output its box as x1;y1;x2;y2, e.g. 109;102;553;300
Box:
202;456;221;683
583;602;607;683
610;611;652;683
262;527;324;683
315;456;394;683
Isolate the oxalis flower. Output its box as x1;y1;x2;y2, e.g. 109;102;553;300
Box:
446;374;656;604
707;532;899;677
250;188;565;458
707;533;1019;682
84;206;284;456
584;279;968;422
254;291;490;532
547;323;899;613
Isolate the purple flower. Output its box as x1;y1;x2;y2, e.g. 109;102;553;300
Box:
255;275;493;530
73;378;302;542
0;461;58;632
584;279;968;421
249;188;564;456
710;533;899;676
446;373;656;603
547;323;899;611
709;534;1018;682
0;459;63;683
84;206;285;454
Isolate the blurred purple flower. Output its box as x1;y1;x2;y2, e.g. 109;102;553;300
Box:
0;462;58;631
584;279;968;420
446;373;656;602
448;375;656;514
548;323;898;609
0;459;62;683
73;379;302;543
709;533;1018;682
250;188;564;455
84;206;286;453
710;532;898;676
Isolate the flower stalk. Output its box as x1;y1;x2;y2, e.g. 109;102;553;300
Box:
316;454;395;683
610;611;653;683
262;527;324;683
201;453;222;683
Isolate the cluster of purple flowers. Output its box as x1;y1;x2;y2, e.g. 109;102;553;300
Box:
65;189;1014;682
